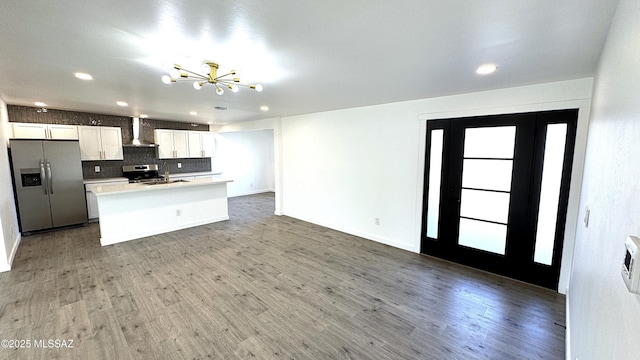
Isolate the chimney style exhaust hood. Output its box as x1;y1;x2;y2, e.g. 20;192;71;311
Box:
123;117;157;147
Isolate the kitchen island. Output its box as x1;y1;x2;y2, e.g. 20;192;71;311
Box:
92;177;233;246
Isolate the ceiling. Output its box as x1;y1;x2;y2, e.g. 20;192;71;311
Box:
0;1;619;125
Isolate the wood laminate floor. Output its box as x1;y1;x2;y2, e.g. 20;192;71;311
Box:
0;192;565;359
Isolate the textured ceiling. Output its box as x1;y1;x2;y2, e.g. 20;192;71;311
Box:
0;1;619;124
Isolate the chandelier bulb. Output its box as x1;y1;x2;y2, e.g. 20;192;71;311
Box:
200;63;211;75
161;75;172;84
169;69;180;78
252;84;264;92
216;87;224;95
193;81;203;90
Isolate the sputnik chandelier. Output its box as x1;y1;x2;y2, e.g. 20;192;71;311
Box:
161;62;263;95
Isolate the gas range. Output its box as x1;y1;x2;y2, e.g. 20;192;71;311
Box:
122;164;165;183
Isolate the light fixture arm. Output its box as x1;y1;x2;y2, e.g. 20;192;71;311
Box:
162;61;262;95
178;67;207;80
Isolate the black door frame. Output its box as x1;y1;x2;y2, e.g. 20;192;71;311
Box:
420;109;578;290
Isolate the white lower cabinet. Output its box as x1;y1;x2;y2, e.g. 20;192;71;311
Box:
86;189;99;220
85;179;129;220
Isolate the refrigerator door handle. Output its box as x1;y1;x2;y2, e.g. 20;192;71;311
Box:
40;159;48;195
46;160;54;194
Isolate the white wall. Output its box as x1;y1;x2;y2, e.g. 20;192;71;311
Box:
569;1;640;359
214;129;275;197
280;77;593;293
0;98;20;271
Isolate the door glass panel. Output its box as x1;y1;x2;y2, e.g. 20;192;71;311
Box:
462;159;513;191
458;218;507;255
426;129;444;239
460;189;510;224
464;126;516;158
534;123;567;265
458;125;515;253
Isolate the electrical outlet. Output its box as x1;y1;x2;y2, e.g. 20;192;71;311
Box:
177;163;181;168
375;217;380;225
94;165;100;173
176;209;181;216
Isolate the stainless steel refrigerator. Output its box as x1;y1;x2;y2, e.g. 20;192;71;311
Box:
9;139;87;233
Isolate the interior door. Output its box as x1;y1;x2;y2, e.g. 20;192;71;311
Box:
421;109;577;290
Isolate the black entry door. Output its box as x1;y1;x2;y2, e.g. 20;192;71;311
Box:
421;109;577;290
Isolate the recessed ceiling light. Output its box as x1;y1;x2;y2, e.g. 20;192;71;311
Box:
139;114;148;118
116;101;128;107
260;106;269;111
34;101;47;107
476;63;498;75
74;72;93;80
189;111;198;116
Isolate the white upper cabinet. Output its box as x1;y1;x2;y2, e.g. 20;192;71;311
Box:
187;131;215;158
155;129;189;159
77;126;124;160
155;129;174;159
11;122;78;140
173;130;189;158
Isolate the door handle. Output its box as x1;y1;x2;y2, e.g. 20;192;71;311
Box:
39;160;48;195
46;160;54;194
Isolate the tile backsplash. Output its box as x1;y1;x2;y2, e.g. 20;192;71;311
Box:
8;105;212;179
81;148;211;179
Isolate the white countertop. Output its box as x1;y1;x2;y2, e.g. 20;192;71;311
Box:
93;177;233;196
170;171;223;177
83;177;129;185
84;172;221;185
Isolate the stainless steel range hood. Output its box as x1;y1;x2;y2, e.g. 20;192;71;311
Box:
123;117;157;147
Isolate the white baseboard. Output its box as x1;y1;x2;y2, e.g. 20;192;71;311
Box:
0;232;21;272
566;287;572;360
282;211;419;253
